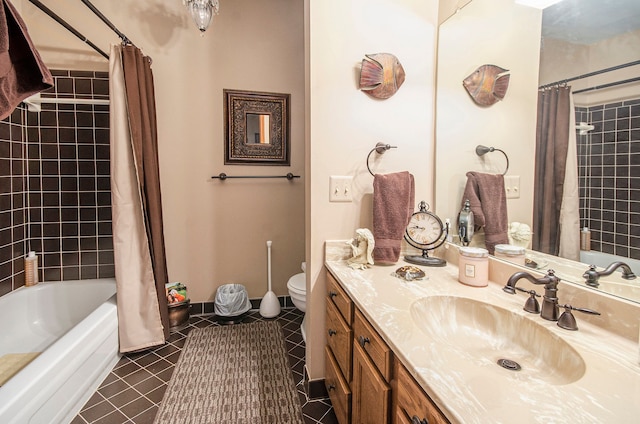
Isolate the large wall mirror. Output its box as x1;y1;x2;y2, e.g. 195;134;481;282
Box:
435;0;640;303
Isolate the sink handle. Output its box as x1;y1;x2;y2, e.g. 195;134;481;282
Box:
358;335;370;348
557;304;601;331
515;287;541;314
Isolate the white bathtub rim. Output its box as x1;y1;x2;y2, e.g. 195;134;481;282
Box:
0;295;120;424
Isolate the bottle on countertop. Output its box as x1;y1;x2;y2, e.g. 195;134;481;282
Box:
24;251;39;287
580;227;591;251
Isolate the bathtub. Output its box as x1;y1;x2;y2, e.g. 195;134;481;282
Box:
580;250;640;275
0;279;119;424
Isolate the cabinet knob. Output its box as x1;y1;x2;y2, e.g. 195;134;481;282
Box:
411;416;428;424
327;384;335;391
357;335;370;348
328;329;337;337
329;290;338;298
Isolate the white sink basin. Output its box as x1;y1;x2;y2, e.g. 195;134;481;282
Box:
410;296;586;386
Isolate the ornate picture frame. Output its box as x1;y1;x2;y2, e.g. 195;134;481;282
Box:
224;89;290;165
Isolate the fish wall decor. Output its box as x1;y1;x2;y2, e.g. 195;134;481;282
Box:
463;64;510;106
359;53;406;99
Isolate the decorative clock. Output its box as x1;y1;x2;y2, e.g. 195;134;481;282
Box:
404;201;448;267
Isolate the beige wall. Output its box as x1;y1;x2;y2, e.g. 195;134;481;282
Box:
306;0;439;380
540;29;640;107
21;0;305;302
435;0;542;240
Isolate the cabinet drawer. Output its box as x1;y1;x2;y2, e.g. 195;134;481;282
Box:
326;299;353;381
395;361;450;424
327;271;353;325
353;309;393;382
325;346;351;424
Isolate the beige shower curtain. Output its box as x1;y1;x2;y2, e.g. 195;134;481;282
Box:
110;44;169;353
533;86;579;257
558;91;580;260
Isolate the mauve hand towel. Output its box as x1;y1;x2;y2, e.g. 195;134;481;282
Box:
373;171;415;264
461;171;509;254
0;0;53;121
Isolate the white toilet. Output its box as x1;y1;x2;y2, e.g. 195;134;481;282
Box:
287;262;307;342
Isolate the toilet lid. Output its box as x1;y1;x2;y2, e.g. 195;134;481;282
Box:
287;273;306;292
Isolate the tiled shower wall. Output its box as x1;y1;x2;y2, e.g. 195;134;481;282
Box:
0;70;114;297
576;98;640;260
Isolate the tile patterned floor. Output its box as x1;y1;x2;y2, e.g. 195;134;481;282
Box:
72;308;337;424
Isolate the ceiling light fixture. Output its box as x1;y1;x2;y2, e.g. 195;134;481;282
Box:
183;0;219;33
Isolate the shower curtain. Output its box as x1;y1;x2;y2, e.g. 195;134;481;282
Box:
533;86;580;258
110;44;169;352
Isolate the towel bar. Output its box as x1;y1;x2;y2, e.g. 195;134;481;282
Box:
475;145;509;175
366;142;398;176
211;173;300;181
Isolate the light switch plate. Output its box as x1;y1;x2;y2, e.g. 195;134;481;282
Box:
329;176;353;202
504;175;520;199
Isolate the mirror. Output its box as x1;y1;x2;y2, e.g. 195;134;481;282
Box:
224;89;290;165
435;0;640;303
246;113;271;144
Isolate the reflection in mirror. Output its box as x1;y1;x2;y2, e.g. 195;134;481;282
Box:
435;0;640;304
246;113;271;144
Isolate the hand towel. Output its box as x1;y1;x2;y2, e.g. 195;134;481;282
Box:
373;171;415;264
0;0;53;121
461;171;509;254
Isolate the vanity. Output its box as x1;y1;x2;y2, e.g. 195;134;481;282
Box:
324;241;640;424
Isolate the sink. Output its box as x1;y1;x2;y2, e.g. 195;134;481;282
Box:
410;296;586;385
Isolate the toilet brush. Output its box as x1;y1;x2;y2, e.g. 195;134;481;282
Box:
259;240;281;318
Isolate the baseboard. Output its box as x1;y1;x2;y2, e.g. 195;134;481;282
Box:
304;366;328;400
190;295;294;316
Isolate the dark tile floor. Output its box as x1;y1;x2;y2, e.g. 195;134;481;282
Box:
71;308;337;424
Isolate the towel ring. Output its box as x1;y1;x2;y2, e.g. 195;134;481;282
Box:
475;145;509;175
366;142;397;176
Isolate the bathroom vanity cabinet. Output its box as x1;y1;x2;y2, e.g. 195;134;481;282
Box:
325;270;449;424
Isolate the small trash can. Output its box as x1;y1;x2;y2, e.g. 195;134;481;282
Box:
168;299;190;331
214;284;251;323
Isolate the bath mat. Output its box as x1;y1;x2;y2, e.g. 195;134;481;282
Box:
0;352;41;387
153;321;304;424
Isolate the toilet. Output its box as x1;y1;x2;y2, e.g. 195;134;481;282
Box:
287;262;307;342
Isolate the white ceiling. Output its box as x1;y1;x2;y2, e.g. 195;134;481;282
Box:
542;0;640;45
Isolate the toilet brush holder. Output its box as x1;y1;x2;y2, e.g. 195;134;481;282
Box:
260;240;281;318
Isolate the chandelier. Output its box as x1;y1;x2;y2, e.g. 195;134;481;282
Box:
183;0;219;32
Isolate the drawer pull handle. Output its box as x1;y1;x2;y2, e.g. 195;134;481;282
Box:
327;384;335;391
328;329;337;337
358;335;370;348
411;416;428;424
329;290;338;298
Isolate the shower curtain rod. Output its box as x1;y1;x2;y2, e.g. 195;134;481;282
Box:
80;0;133;46
538;59;640;90
572;76;640;94
26;0;108;59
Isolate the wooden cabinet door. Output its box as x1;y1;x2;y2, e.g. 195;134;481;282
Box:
394;360;450;424
352;341;390;424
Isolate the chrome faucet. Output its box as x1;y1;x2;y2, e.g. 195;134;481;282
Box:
503;270;560;321
582;261;637;287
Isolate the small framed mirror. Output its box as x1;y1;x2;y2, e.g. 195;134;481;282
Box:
224;89;290;165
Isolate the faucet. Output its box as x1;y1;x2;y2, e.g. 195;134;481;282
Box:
582;262;637;287
503;270;560;321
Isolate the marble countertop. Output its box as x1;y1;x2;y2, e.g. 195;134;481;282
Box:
325;244;640;424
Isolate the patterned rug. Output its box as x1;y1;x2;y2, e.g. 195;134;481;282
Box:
153;321;305;424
